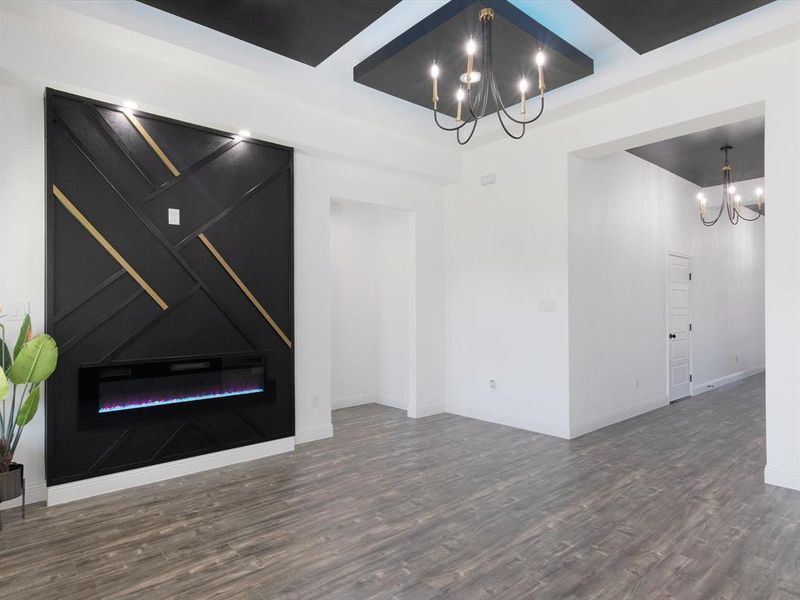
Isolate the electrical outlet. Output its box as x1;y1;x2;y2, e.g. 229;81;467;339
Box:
634;377;639;390
734;354;739;363
312;395;319;408
480;173;496;186
488;379;497;392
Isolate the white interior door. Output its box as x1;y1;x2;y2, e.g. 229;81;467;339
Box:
668;254;692;401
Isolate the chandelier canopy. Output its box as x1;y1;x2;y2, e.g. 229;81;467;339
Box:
429;7;546;145
696;146;764;226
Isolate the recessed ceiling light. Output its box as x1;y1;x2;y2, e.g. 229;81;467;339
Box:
238;129;251;138
122;100;138;110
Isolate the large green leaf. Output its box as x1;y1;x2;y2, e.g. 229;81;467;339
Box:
15;385;40;426
1;339;11;372
8;334;58;384
0;366;7;400
13;314;31;359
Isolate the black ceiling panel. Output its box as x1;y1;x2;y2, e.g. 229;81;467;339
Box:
627;117;764;187
572;0;775;54
137;0;401;67
354;0;593;118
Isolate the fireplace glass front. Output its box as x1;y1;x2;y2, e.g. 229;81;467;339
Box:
79;354;269;422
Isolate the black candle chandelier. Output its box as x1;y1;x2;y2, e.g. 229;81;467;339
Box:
429;7;546;145
696;146;764;226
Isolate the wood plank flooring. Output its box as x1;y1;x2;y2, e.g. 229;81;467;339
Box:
1;373;799;599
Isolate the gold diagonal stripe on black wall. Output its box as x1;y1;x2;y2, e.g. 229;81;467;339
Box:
124;110;181;176
198;233;292;349
52;184;169;310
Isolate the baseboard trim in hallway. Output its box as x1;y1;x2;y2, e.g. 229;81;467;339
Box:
765;463;800;491
692;365;765;396
569;396;669;438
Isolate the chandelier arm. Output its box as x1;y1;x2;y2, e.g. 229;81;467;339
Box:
465;16;491;120
479;15;492;117
456;117;479;145
488;67;545;125
488;79;527;139
465;82;484;121
494;109;526;139
701;195;727;226
433;107;475;132
734;206;762;221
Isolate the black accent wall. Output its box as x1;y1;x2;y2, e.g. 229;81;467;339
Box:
45;89;294;486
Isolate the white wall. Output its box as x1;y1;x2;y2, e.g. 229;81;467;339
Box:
330;201;411;411
568;152;765;437
0;8;449;503
447;38;799;489
0;84;47;504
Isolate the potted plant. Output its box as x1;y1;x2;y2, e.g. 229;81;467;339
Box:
0;312;58;528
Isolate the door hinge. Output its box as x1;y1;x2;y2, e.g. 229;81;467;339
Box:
689;323;692;331
689;374;693;382
689;272;692;281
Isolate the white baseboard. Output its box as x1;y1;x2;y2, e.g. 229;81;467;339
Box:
409;401;444;418
0;478;47;510
377;395;408;411
331;393;378;410
47;436;294;506
295;422;333;444
764;464;800;491
692;365;765;396
446;403;569;439
332;394;410;412
569;396;668;439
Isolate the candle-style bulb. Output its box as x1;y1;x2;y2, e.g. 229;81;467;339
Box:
536;50;546;92
456;87;465;123
465;38;476;89
519;78;528;115
755;187;763;196
431;63;440;108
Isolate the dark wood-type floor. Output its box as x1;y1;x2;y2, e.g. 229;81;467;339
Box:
2;373;799;599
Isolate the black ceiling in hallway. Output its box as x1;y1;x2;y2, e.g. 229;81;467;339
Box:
572;0;776;54
627;117;765;188
137;0;401;67
354;0;593;119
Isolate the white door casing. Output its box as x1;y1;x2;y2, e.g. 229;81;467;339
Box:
668;254;692;401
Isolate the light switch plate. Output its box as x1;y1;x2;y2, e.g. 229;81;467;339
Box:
538;299;558;312
480;173;496;186
168;208;180;226
1;303;28;321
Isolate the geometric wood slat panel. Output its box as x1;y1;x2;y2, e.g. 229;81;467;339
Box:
45;89;294;486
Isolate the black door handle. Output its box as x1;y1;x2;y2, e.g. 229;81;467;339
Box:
669;333;676;339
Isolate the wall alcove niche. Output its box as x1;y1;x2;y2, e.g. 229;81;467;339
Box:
45;89;294;486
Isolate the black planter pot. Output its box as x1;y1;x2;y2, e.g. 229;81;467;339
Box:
0;462;25;529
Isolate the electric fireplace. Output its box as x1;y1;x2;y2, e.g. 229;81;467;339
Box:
79;353;272;425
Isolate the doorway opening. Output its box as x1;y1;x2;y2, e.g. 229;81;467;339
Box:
567;107;766;437
329;199;413;415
